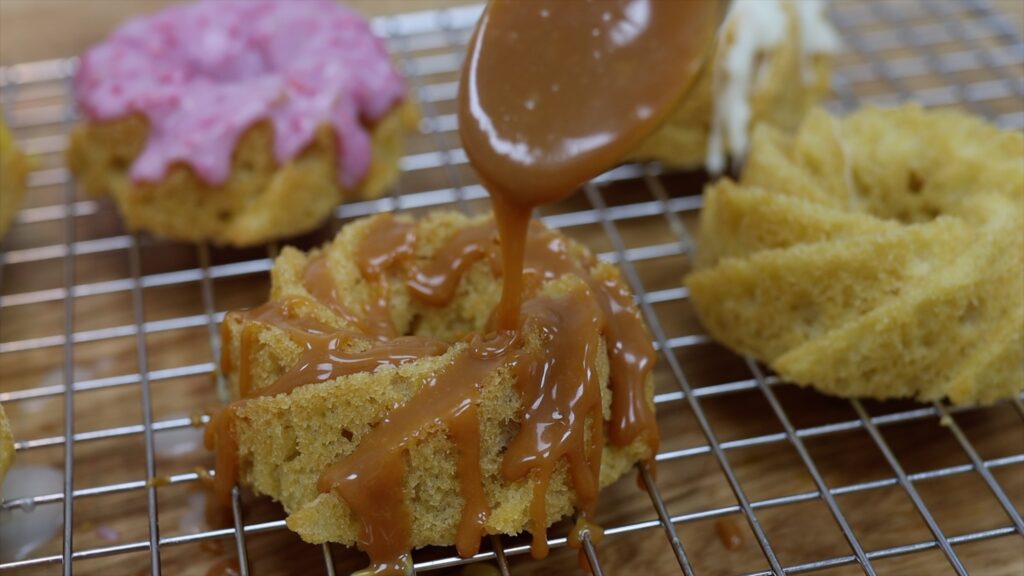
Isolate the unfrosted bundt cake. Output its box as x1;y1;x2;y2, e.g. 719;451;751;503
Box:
207;211;658;572
688;104;1024;405
0;121;29;239
69;0;415;247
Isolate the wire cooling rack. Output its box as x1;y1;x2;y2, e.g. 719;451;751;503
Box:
1;1;1023;574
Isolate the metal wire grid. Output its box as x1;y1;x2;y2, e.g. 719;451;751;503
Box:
0;0;1022;574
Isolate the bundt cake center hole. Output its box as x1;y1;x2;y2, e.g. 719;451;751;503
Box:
851;166;950;224
907;170;925;194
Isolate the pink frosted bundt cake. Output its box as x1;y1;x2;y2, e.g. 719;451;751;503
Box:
688;105;1024;405
69;0;416;246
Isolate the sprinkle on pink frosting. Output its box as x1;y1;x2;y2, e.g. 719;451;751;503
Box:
74;0;406;188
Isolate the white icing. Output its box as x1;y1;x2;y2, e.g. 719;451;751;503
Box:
795;0;843;82
706;0;841;174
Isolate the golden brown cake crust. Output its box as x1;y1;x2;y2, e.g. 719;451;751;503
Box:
68;101;417;247
687;105;1024;405
0;122;29;239
219;212;655;548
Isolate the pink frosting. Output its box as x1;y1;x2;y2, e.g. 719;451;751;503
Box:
74;0;406;188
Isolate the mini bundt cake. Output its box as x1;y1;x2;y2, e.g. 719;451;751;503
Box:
629;0;839;173
688;105;1024;405
207;212;658;572
0;121;29;239
69;0;415;246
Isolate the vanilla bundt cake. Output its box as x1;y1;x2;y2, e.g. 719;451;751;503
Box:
629;0;839;173
69;0;415;246
688;105;1024;405
207;212;657;571
0;121;29;239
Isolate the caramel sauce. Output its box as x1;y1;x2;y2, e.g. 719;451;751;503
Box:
407;224;500;305
302;214;416;341
567;517;606;549
567;517;607;571
206;297;448;511
407;221;658;450
715;518;744;551
502;293;606;559
311;220;657;571
319;329;515;567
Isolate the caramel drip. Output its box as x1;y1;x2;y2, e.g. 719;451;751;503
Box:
236;324;257;398
203;407;238;508
593;275;658;450
716;518;744;551
302;257;375;335
318;289;613;570
236;298;446;400
406;224;500;305
206;296;447;510
401;219;658;452
568;517;606;571
500;291;606;559
302;214;416;342
567;518;606;549
357;214;417;278
318;330;516;573
355;215;417;339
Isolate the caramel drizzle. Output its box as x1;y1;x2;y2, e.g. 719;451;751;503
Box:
325;219;656;571
210;216;659;575
501;293;606;559
299;214;417;341
318;330;515;567
406;221;658;449
406;224;500;305
207;231;449;509
206;305;447;507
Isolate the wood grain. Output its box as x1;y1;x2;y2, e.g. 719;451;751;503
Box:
1;1;1023;575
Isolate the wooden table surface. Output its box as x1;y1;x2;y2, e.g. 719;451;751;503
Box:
1;1;1022;575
